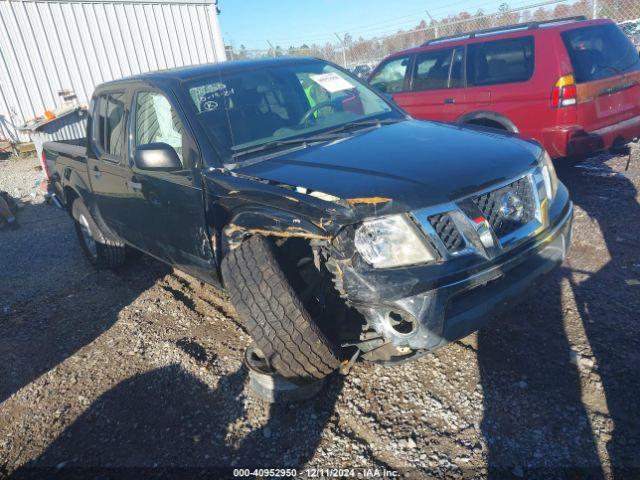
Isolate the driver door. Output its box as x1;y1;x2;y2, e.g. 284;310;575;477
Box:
126;89;215;278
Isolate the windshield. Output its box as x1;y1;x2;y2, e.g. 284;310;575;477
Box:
184;60;398;161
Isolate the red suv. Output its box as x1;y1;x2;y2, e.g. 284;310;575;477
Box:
369;17;640;159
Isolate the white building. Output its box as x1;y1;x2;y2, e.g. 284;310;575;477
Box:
0;0;226;143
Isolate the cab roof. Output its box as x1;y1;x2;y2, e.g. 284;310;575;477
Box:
96;57;322;90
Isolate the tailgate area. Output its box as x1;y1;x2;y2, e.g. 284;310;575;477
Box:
560;22;640;155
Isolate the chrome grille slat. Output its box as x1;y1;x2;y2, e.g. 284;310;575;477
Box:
473;176;536;238
413;169;546;260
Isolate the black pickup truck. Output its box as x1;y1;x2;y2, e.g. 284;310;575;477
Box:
45;57;573;383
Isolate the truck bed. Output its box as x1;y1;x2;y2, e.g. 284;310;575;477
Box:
43;138;86;157
43;138;89;208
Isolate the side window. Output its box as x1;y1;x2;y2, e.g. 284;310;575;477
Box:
135;92;184;165
105;93;125;157
92;93;125;159
369;56;410;93
93;96;107;150
450;47;464;88
411;48;453;91
466;36;535;86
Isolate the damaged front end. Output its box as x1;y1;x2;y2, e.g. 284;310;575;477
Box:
209;158;573;366
322;167;573;365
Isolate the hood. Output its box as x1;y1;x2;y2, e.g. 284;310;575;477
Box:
234;120;542;212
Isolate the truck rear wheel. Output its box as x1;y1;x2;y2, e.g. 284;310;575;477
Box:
72;199;127;269
221;235;342;383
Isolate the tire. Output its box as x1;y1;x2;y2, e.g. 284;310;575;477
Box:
72;199;127;269
221;235;342;383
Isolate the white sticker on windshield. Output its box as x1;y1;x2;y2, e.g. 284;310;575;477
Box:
310;73;355;93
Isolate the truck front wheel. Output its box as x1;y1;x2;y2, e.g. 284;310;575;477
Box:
221;235;342;383
72;199;127;269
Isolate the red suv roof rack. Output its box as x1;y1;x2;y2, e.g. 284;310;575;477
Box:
421;15;587;46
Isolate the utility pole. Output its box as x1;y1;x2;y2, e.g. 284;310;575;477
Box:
227;39;235;61
425;10;438;39
267;40;275;58
592;0;598;19
334;33;347;68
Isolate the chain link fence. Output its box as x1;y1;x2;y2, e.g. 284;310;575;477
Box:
226;0;640;73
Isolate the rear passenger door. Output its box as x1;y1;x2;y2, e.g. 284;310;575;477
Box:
86;92;130;237
462;36;537;128
401;46;466;122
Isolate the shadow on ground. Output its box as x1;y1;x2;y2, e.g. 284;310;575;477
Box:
563;159;640;476
17;364;343;476
478;158;640;478
0;238;169;403
4;198;345;476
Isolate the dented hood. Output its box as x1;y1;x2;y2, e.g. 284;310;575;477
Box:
234;120;542;211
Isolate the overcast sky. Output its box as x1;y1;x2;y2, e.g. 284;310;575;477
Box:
218;0;509;49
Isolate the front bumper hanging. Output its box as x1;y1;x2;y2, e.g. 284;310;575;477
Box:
332;170;573;358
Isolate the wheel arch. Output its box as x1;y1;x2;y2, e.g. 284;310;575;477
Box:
60;168;93;216
63;185;80;215
67;185;123;246
457;111;519;133
220;206;330;255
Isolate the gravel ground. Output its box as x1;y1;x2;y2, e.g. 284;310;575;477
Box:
0;157;93;312
1;147;640;478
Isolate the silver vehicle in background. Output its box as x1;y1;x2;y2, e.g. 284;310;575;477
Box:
619;19;640;50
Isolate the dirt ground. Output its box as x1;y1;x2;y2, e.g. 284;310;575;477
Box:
1;146;639;478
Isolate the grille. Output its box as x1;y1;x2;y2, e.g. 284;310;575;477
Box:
473;176;536;238
428;213;465;252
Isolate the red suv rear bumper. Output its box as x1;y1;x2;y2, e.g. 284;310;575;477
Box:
542;115;640;159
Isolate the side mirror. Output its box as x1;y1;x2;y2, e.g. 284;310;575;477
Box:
134;143;181;171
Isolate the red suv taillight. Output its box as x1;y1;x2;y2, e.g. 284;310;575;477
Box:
551;74;577;108
41;150;51;179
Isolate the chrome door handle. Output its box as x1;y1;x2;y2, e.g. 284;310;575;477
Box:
444;97;455;104
92;166;101;178
128;181;142;191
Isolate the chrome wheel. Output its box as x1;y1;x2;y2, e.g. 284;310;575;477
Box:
78;213;97;259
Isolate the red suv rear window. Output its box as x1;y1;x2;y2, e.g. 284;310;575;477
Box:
561;24;640;83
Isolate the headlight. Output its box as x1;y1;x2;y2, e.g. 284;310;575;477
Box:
539;150;558;200
354;214;437;268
